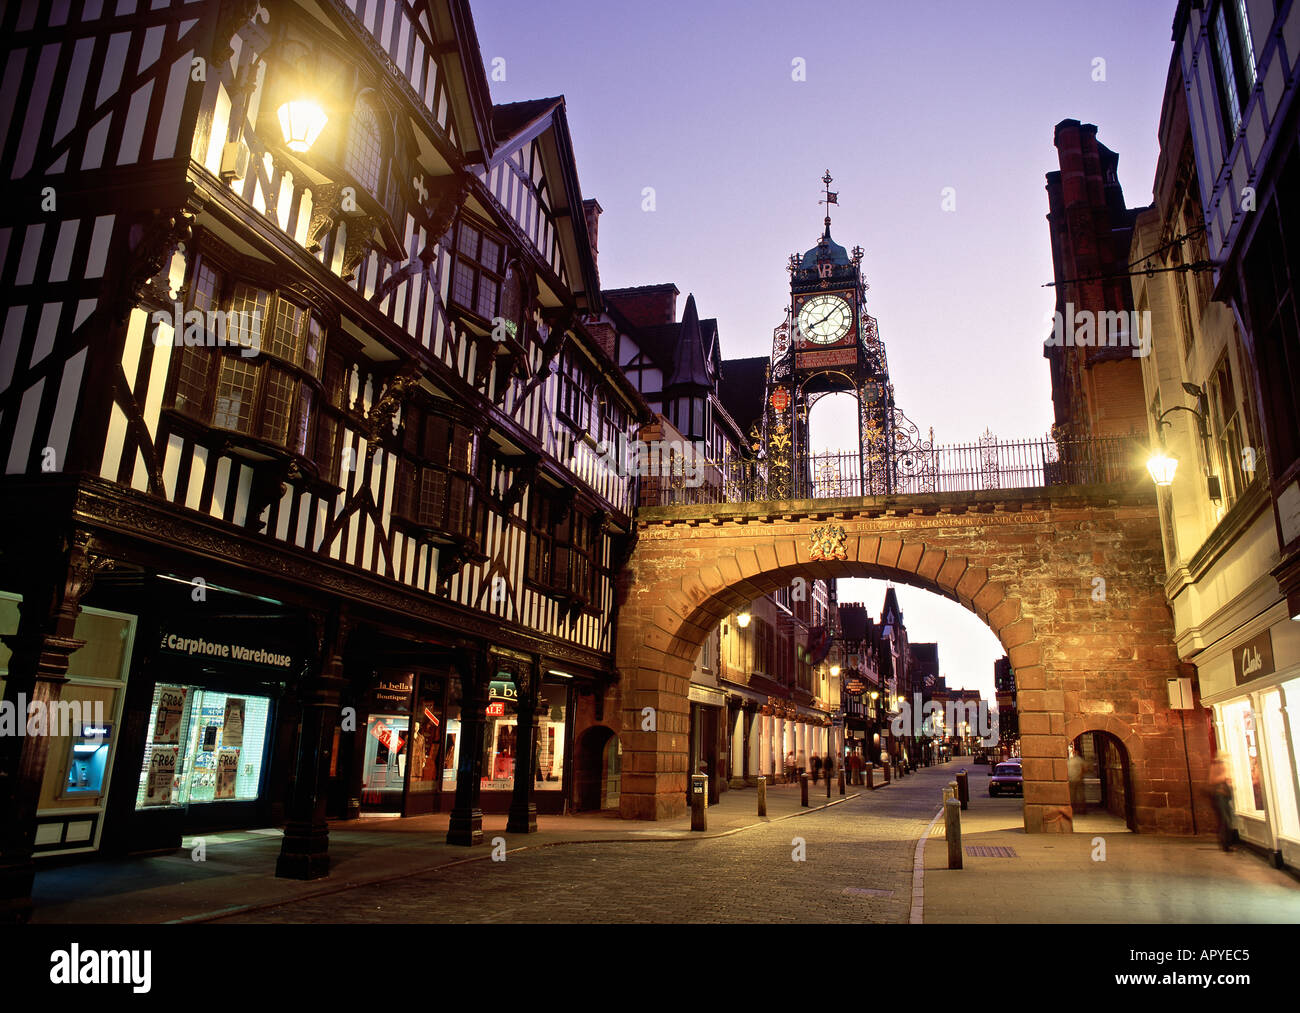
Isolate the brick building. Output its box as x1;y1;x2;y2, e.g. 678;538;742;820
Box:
1043;120;1148;441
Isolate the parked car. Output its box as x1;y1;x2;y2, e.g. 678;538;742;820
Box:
989;761;1023;797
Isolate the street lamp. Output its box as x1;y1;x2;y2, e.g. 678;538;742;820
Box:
736;611;752;629
1147;384;1210;489
277;99;328;152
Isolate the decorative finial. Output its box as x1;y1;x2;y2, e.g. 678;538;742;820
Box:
788;253;799;275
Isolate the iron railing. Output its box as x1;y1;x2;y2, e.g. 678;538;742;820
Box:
639;434;1141;507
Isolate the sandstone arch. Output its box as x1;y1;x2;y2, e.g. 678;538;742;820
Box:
615;486;1209;833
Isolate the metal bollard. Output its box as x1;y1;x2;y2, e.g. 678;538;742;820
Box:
757;775;767;817
838;768;846;796
944;798;963;869
826;768;832;799
956;769;969;810
691;773;707;832
800;773;810;807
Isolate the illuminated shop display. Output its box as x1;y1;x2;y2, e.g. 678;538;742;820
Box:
135;685;270;808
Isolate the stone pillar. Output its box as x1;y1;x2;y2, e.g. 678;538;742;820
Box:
0;531;109;923
277;609;349;880
447;647;489;845
507;655;540;834
745;706;759;786
729;708;745;788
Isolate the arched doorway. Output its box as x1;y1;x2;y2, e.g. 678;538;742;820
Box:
1073;731;1135;831
574;726;621;812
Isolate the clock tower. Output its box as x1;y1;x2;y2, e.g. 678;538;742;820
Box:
758;172;927;498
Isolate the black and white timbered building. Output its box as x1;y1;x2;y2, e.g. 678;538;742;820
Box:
0;0;650;918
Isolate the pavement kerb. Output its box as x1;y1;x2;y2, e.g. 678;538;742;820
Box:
172;791;864;924
909;805;944;925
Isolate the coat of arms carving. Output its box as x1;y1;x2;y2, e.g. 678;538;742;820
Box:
809;524;848;561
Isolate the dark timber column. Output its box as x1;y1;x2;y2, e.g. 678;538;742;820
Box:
0;531;110;923
447;646;488;846
276;610;350;880
507;655;540;834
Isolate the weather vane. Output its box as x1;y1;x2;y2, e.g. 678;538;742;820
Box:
819;169;838;231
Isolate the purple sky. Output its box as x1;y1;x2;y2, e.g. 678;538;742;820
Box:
475;0;1179;700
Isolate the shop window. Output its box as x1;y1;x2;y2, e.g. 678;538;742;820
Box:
135;686;271;808
1219;699;1267;815
407;676;446;802
1263;686;1300;841
478;675;569;793
442;675;462;795
0;594;136;855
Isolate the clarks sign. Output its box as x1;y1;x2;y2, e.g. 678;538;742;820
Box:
1232;630;1275;686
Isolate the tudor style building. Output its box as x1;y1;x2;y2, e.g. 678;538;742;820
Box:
0;0;650;921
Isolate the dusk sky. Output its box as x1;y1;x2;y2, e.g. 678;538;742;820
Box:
476;0;1180;700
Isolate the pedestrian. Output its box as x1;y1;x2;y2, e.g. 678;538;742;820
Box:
1209;757;1235;852
796;747;807;781
1067;746;1086;813
825;752;834;783
785;750;795;784
812;752;822;784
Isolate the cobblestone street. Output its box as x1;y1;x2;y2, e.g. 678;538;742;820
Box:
217;769;946;924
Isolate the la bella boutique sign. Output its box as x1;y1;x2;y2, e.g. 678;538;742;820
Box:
1233;630;1275;686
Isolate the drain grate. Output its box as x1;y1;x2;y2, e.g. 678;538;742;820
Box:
965;845;1017;858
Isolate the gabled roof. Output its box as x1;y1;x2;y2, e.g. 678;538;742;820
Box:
491;97;563;144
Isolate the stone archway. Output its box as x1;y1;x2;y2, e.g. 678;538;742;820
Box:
615;485;1210;833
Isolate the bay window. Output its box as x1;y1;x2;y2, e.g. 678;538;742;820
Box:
168;257;328;466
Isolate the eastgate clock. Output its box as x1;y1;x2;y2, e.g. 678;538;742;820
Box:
797;294;852;344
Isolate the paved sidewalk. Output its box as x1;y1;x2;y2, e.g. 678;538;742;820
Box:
30;776;873;924
919;764;1300;923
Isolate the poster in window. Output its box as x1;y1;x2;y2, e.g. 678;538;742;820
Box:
214;749;240;800
223;698;246;750
153;686;188;745
145;745;178;806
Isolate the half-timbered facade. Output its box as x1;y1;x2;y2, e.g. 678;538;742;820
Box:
0;0;650;918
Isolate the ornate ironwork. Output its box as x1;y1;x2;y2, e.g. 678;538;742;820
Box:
641;433;1140;506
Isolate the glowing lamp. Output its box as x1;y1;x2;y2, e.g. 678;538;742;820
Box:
278;100;328;153
830;665;841;677
1146;449;1179;487
736;612;752;629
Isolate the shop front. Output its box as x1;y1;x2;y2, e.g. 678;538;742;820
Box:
0;592;137;857
84;575;304;856
473;669;572;815
1201;605;1300;869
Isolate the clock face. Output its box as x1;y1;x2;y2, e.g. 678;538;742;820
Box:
797;294;852;344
